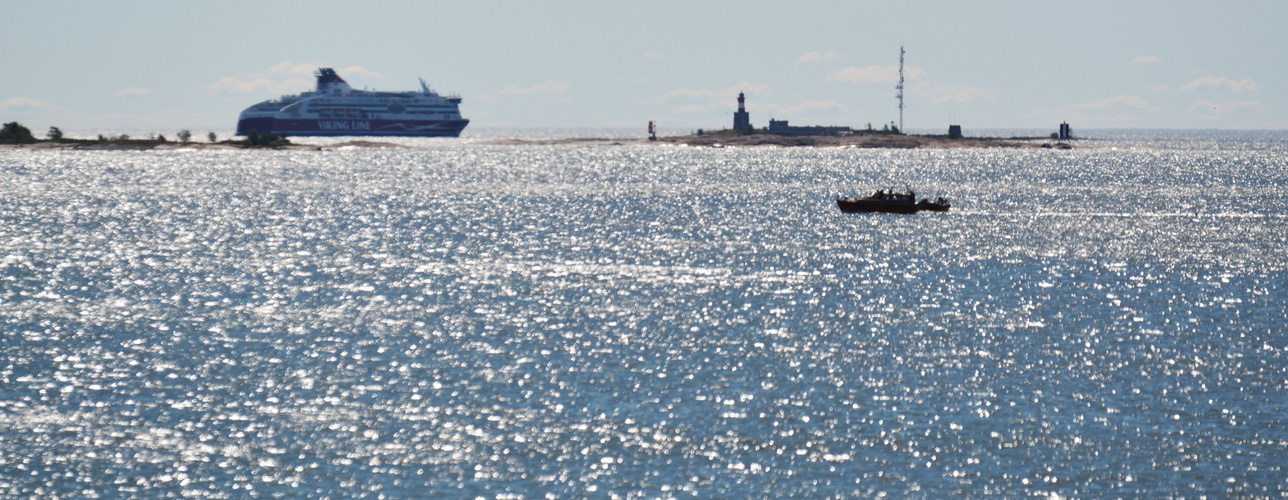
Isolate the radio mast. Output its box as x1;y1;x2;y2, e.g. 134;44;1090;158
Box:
896;46;905;134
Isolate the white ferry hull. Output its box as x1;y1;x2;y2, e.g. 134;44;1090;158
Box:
235;68;469;138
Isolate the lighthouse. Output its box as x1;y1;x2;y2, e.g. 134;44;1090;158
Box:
733;92;750;133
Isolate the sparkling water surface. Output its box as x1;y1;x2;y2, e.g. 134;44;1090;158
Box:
2;131;1287;498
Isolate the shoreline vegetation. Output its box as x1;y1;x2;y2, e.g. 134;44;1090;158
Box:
0;139;409;151
3;121;1074;151
0;122;407;151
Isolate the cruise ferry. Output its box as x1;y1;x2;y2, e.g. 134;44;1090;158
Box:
235;68;468;137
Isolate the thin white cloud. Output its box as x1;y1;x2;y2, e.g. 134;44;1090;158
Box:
1131;55;1162;65
1058;96;1153;112
262;61;381;80
266;61;318;76
500;80;570;95
1148;85;1170;93
798;51;846;63
337;66;382;80
650;82;769;114
825;65;925;84
653;85;844;119
653;83;768;102
642;51;662;60
1027;96;1156;123
207;76;312;95
669;104;715;114
658;89;712;100
761;99;848;118
113;87;151;98
1181;76;1259;92
911;82;1000;104
1187;100;1266;115
1076;115;1146;125
1;97;51;110
206;62;382;95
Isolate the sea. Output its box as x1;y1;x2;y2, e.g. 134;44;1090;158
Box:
1;129;1285;498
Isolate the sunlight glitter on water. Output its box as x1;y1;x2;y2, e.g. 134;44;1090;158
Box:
2;132;1287;497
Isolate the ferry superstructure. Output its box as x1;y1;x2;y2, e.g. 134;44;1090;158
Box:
235;68;468;137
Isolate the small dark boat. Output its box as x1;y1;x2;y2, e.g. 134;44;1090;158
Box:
836;189;950;214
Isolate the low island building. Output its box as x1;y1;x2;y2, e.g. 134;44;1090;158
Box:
768;119;852;137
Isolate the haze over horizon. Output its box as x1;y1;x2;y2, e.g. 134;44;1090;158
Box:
2;1;1285;134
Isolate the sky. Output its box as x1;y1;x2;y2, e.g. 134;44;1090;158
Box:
2;1;1285;134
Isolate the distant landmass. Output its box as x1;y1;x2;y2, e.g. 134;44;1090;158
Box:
478;133;1056;149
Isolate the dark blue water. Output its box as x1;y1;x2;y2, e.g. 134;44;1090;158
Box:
2;132;1286;498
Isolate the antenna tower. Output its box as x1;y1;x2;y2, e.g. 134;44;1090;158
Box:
896;46;905;134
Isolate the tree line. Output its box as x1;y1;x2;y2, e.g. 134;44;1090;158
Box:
1;121;285;147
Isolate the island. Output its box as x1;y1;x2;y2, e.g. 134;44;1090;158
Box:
0;122;407;151
3;121;1071;151
477;132;1056;149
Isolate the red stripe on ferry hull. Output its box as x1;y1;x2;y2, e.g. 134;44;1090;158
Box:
235;118;469;137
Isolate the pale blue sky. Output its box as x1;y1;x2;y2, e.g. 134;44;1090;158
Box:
2;1;1284;134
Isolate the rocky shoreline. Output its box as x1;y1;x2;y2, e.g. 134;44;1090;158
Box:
478;133;1057;149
